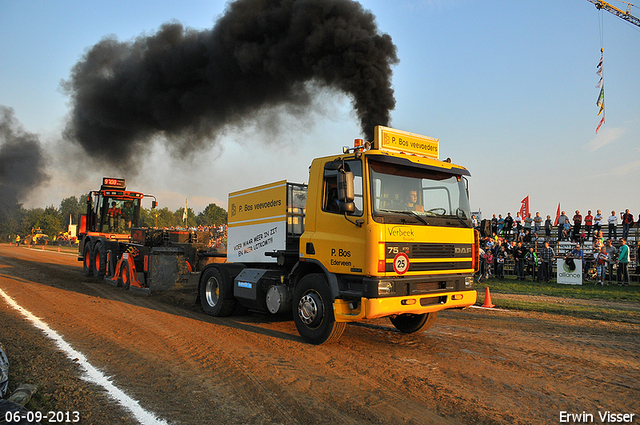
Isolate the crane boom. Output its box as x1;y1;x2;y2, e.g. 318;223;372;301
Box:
587;0;640;27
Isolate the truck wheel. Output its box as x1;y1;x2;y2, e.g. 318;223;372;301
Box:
120;261;131;290
82;242;92;277
93;241;107;278
293;274;346;344
389;312;438;333
200;267;236;317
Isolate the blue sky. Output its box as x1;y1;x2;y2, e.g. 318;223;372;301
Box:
1;0;639;220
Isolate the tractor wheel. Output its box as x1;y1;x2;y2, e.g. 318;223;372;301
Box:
92;241;107;278
119;261;131;290
82;242;92;277
389;312;438;334
293;274;345;345
199;267;236;317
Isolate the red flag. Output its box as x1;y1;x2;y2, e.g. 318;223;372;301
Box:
520;196;530;220
596;115;605;133
554;203;561;226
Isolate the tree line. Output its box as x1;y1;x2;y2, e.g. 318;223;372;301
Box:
0;195;227;241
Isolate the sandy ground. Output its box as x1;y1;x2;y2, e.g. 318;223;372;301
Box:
0;244;638;425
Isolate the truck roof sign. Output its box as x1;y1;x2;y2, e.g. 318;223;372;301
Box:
101;177;126;190
373;126;439;159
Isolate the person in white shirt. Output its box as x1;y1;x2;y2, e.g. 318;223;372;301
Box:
594;209;603;235
608;210;618;240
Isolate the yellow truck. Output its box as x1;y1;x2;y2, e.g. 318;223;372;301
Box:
199;126;479;344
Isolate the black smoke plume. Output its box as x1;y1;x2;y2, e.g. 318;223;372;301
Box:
0;106;49;206
62;0;398;167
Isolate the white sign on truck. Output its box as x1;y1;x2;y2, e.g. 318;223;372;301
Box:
227;180;288;263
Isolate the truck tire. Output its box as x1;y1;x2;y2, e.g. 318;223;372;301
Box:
93;241;107;278
293;274;346;345
200;267;236;317
120;261;131;290
82;242;92;277
389;312;438;333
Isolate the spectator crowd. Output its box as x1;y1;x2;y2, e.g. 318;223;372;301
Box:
473;209;638;286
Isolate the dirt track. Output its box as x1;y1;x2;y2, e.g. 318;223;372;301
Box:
0;244;638;425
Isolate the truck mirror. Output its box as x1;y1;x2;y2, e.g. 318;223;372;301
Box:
337;171;354;203
337;171;355;215
339;201;355;214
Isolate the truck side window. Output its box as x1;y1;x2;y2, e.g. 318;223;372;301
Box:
95;195;104;232
322;159;363;216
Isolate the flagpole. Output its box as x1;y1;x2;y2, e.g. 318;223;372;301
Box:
184;199;188;228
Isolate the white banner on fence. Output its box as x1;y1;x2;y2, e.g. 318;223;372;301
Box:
557;258;583;285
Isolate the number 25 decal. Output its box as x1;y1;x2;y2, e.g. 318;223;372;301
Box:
393;253;409;274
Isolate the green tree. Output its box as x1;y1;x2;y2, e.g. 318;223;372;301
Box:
60;195;86;228
197;203;227;226
141;206;175;228
40;205;62;237
0;203;23;241
175;207;197;227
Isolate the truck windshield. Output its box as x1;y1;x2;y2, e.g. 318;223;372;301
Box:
95;195;141;233
369;159;472;227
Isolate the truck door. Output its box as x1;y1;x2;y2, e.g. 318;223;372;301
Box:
314;159;366;275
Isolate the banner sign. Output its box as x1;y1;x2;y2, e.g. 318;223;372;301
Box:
557;258;582;285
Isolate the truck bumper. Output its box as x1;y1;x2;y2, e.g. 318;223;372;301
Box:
333;289;477;322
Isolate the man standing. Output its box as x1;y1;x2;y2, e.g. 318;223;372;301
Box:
524;213;533;236
504;213;514;240
533;212;542;237
572;210;582;242
605;239;618;285
540;241;555;282
584;210;593;240
491;214;498;237
621;209;634;241
495;245;507;279
544;215;552;239
617;238;630;286
525;247;538;280
608;210;618;240
557;211;569;241
514;242;526;281
594;209;603;235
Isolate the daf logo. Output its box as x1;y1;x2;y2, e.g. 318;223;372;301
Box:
455;247;471;254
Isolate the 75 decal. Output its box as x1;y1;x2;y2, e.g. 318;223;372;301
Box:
393;253;410;274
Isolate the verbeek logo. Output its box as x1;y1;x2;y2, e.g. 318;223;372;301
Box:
387;226;415;238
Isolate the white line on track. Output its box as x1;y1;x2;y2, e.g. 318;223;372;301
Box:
0;288;169;425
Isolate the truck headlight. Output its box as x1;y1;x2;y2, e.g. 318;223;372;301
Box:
465;276;474;288
378;281;394;295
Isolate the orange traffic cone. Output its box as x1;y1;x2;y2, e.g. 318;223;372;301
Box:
57;247;61;252
42;245;45;251
481;286;495;308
